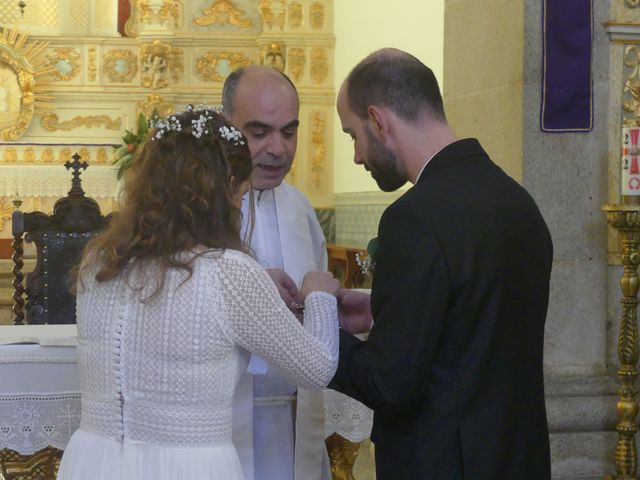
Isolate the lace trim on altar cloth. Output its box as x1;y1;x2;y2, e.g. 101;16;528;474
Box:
323;391;373;443
0;393;81;455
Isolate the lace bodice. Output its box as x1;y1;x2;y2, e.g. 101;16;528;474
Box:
75;249;338;447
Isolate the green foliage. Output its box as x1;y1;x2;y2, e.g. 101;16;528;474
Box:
112;110;157;180
366;237;378;263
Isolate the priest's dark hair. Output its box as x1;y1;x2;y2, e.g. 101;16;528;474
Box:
79;109;252;298
346;48;446;123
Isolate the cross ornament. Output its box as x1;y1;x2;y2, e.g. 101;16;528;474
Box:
65;153;88;197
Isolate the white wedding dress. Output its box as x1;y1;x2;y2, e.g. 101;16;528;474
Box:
57;249;338;480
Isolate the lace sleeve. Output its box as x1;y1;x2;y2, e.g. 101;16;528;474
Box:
217;253;338;389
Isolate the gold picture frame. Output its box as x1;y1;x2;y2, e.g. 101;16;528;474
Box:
0;29;54;141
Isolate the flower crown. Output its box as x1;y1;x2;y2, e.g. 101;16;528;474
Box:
149;104;245;146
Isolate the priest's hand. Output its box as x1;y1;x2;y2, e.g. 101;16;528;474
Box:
299;271;340;300
266;268;299;311
337;288;373;334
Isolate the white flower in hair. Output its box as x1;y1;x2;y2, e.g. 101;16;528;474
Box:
218;125;245;145
179;103;223;115
149;104;244;146
150;117;181;140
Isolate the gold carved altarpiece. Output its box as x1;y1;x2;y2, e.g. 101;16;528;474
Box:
0;0;335;241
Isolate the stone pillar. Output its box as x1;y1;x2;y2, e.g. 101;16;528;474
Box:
524;1;614;477
444;1;616;478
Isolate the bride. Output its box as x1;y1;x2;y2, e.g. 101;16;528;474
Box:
56;107;339;480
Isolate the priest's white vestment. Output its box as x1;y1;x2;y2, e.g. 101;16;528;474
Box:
235;180;330;480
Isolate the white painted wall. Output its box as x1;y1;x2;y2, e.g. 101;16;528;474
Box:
333;0;445;193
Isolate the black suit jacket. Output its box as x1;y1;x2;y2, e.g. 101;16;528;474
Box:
330;139;552;479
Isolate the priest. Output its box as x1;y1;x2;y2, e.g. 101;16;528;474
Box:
222;65;330;480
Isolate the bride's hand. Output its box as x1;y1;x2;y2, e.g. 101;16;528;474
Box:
299;271;340;301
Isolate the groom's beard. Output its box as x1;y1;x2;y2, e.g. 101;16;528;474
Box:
365;127;406;192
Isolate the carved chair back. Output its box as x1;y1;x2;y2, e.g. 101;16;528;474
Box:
11;154;110;325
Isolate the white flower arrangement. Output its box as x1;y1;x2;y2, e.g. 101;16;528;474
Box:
355;237;378;277
355;252;374;277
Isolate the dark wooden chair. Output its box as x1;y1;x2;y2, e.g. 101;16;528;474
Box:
12;154;110;325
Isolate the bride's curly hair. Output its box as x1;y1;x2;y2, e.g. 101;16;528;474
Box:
80;109;252;296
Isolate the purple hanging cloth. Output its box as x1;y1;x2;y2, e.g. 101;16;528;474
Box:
541;0;593;132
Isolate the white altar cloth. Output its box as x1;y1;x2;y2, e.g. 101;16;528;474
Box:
0;325;80;454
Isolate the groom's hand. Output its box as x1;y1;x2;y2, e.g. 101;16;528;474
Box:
266;268;299;312
337;289;373;334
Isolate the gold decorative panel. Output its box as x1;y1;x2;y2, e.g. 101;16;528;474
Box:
137;94;174;118
196;51;252;82
194;0;253;28
103;49;138;83
59;148;72;163
139;41;183;89
310;2;324;29
260;43;284;72
47;48;81;81
308;111;326;189
288;48;305;82
624;45;640;124
88;47;97;82
311;48;328;84
79;147;91;163
96;148;109;164
40;113;122;132
3;148;17;162
626;0;640;7
23;147;36;162
0;146;116;165
259;0;286;30
137;0;181;28
42;147;55;162
289;1;303;28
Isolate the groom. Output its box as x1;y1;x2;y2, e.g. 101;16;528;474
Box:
332;48;553;479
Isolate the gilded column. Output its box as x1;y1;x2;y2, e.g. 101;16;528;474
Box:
603;205;640;479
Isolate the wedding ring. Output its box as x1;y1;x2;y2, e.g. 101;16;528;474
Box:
290;302;305;314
